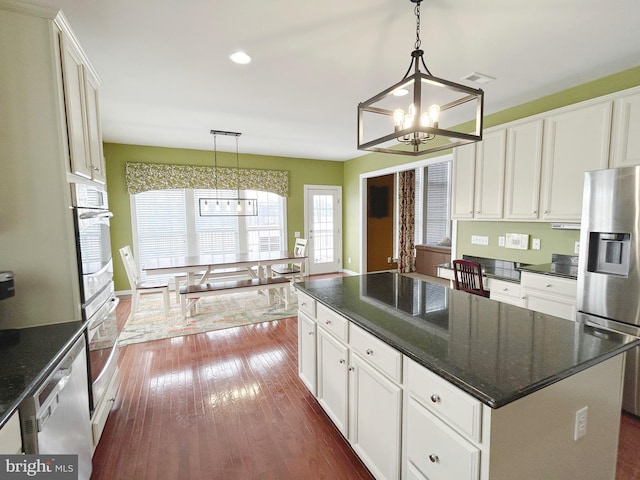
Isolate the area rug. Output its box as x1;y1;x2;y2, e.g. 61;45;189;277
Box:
118;290;298;346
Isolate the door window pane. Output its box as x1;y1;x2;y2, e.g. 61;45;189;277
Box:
312;194;334;264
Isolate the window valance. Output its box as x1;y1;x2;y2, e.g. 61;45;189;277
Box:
125;162;289;197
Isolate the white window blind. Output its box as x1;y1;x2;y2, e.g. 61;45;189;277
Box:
414;161;452;247
132;189;286;283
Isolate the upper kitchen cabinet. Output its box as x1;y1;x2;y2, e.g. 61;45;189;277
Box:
539;101;612;221
504;120;544;220
451;130;506;220
59;26;106;184
610;90;640;168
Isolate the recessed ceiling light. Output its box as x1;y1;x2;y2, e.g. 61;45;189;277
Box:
229;51;251;65
461;72;496;85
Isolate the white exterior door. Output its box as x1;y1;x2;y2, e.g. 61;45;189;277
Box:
304;185;342;275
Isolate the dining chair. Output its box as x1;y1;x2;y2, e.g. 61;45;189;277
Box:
119;246;170;316
452;259;490;297
272;238;308;284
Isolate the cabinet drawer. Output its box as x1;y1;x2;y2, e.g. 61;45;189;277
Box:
521;272;577;298
405;358;482;442
488;279;521;300
317;303;348;343
350;323;402;383
406;398;480;480
297;291;316;319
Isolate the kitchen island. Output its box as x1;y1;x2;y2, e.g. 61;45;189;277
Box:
295;272;639;480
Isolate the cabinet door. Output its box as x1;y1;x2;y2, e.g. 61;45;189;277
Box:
405;397;480;480
317;327;349;436
60;33;91;179
474;129;506;219
504;120;544;220
540;101;612;221
451;143;476;219
298;312;317;395
349;352;402;480
84;68;106;184
611;91;640;168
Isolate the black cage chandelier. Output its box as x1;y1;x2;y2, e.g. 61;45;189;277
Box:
199;130;258;217
357;0;484;156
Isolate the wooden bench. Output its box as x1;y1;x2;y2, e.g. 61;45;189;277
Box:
179;277;291;318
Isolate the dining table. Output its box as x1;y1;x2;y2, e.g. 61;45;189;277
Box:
143;250;307;313
143;250;306;285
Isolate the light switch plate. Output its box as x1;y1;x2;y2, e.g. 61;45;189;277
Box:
471;235;489;246
505;233;529;250
532;238;541;250
498;236;505;247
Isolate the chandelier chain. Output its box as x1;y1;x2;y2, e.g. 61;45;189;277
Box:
414;1;421;50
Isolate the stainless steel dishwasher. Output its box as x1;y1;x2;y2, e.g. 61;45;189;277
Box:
20;335;93;480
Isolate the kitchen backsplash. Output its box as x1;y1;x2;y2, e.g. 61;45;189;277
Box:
456;221;580;264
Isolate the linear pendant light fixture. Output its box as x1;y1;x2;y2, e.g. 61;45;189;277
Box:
357;0;484;156
199;130;258;217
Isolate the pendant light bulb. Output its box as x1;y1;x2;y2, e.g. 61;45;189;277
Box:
393;109;405;127
428;104;441;126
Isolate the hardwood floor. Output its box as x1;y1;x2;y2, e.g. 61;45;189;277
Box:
92;296;373;479
94;291;640;480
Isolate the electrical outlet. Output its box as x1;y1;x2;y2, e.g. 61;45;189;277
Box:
574;406;588;441
498;236;505;247
471;235;489;246
348;257;351;264
294;231;301;238
532;238;541;250
387;256;392;264
575;241;580;254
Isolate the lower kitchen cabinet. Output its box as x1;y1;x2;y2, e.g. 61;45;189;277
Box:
298;312;317;395
316;326;349;435
0;412;22;454
521;272;577;321
405;397;480;480
349;352;402;480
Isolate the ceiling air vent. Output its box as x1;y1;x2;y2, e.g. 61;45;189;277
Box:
461;72;496;85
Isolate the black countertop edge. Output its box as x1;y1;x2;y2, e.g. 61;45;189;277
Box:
295;281;639;409
0;322;86;429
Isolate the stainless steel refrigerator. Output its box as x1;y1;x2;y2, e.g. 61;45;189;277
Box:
577;165;640;415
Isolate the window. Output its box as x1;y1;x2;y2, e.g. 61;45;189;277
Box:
132;189;286;282
414;161;452;246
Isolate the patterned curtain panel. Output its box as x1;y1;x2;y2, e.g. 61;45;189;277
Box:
397;169;416;274
125;162;289;197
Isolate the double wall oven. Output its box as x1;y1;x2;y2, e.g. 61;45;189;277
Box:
71;183;119;442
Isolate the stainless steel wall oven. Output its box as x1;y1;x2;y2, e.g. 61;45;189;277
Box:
71;183;119;428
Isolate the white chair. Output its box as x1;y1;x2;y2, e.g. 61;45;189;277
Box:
272;238;308;284
119;246;170;316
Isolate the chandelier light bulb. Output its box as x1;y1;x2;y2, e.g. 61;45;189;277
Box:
420;112;430;127
393;109;405;127
428;104;441;125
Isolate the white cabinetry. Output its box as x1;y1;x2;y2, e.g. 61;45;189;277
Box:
611;91;640;168
521;272;577;321
59;27;105;183
539;101;612;221
452;131;506;220
0;412;22;454
451;143;476;219
317;325;349;435
297;291;317;395
503;120;544;220
488;279;525;307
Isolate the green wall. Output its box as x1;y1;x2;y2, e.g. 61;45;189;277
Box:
456;222;579;265
342;66;640;273
105;143;343;291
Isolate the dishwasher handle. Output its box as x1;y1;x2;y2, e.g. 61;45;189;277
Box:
36;362;75;431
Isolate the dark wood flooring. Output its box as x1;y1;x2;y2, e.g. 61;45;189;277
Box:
92;292;640;479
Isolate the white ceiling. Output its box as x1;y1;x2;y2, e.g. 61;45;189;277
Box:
32;0;640;161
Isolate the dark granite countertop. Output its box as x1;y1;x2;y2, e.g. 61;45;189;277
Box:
296;272;639;408
0;321;85;428
437;255;528;283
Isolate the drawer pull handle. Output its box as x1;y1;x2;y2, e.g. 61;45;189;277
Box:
366;349;373;355
430;394;440;403
502;288;508;291
546;284;552;288
348;366;354;372
325;320;331;325
308;331;314;336
429;454;439;463
301;302;306;307
339;359;345;364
